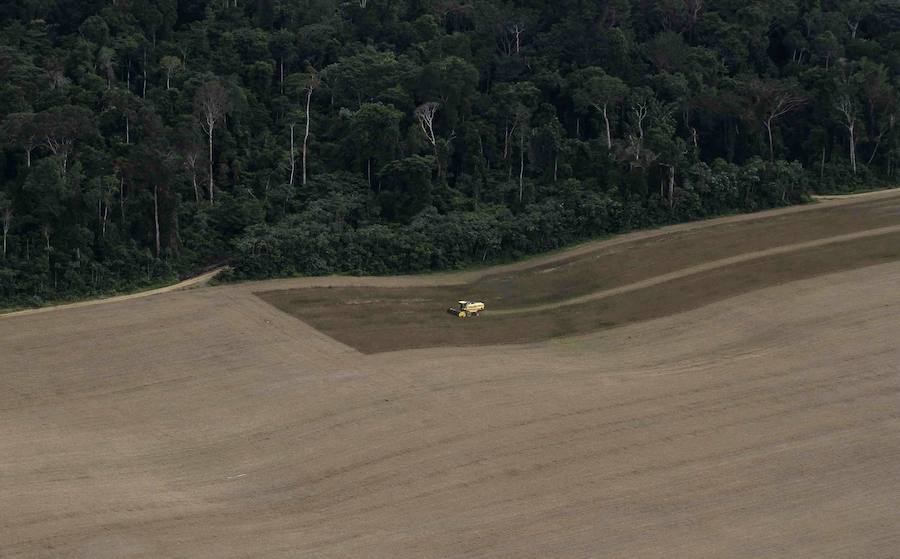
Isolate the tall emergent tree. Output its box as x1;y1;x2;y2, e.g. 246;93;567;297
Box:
194;80;233;204
747;78;807;164
0;0;897;306
574;68;629;150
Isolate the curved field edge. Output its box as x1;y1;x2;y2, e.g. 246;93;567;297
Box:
0;268;225;319
2;230;900;557
257;190;900;353
240;187;900;295
2;188;898;320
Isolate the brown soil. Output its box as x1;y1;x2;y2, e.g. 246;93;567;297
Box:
1;267;226;318
259;194;900;353
2;190;900;558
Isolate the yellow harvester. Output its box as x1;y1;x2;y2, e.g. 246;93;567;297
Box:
448;300;485;318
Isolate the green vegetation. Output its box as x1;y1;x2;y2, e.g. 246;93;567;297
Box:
1;1;898;306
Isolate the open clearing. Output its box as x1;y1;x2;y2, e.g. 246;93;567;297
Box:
2;191;900;558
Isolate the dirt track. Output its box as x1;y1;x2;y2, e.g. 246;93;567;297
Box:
2;191;900;558
1;267;225;318
260;192;900;353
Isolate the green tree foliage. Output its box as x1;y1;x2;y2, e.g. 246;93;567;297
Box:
0;1;897;305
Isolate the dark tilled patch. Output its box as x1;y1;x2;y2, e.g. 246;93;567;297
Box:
258;199;900;353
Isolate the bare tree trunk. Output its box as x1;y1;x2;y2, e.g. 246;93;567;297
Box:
142;49;148;98
820;146;826;181
601;104;612;149
153;185;160;258
2;209;10;259
207;125;215;203
668;165;675;209
518;131;525;202
637;118;645;160
125;114;130;144
119;176;126;222
435;142;444;179
631;102;648;163
197;81;233;204
303;87;312;186
867;140;880;165
288;122;296;187
102;201;109;237
97;178;102;232
503;122;511;160
837;97;858;175
26;147;32;167
868;128;888;165
553;154;558;182
184;151;201;204
765;118;775;163
415;101;441;177
280;58;284;95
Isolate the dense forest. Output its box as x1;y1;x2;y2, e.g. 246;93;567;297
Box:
1;0;899;306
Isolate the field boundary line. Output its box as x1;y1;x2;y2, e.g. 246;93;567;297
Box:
5;188;900;317
0;267;226;319
244;188;900;294
492;224;900;316
812;186;899;200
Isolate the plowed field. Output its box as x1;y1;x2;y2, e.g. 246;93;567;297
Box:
2;190;899;558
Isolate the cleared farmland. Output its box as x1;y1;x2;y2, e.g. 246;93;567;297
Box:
260;193;900;353
2;191;900;558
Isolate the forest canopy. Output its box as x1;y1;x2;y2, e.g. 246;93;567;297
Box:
1;0;899;306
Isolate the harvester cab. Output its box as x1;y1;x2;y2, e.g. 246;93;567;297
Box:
448;300;486;318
